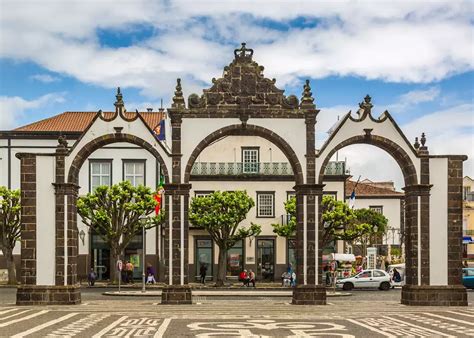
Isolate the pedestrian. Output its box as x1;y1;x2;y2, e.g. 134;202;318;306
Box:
281;271;291;286
392;268;401;283
125;260;134;284
87;268;96;286
200;264;207;284
463;260;469;268
291;271;296;287
248;269;256;287
146;263;156;282
323;265;331;286
122;261;129;283
239;269;249;287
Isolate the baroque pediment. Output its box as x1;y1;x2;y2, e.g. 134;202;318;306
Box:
187;43;300;110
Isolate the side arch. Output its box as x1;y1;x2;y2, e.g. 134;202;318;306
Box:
183;124;304;185
317;134;418;186
67;133;170;184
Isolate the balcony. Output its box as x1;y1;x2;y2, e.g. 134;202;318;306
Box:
323;161;347;176
190;160;347;177
191;162;293;176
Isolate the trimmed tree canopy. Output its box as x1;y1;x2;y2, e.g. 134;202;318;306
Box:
0;187;21;284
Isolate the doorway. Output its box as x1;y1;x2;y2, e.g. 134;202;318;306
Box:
257;239;275;281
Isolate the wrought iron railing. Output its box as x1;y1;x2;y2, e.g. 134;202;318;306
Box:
191;161;347;176
191;162;293;176
323;161;347;176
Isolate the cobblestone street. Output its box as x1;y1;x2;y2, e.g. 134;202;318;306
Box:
0;288;472;337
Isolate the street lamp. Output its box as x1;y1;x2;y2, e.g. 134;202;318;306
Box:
139;216;147;293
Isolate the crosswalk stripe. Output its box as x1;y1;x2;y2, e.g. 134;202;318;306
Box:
0;308;19;316
346;319;396;337
11;313;79;338
448;310;474;318
0;310;49;328
154;318;172;338
91;315;128;338
0;310;31;321
423;313;474;325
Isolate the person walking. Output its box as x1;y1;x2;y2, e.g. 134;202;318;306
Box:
199;264;207;284
146;263;156;284
87;268;96;286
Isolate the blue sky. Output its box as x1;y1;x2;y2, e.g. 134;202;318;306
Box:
0;0;473;186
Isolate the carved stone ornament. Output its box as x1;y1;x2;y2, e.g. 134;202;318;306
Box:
187;43;300;110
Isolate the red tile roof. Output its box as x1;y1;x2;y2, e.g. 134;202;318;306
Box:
14;111;165;132
345;180;404;197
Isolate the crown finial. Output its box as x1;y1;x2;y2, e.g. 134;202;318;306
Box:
358;94;373;118
172;78;185;108
300;79;315;106
414;137;420;150
114;87;124;114
234;42;253;62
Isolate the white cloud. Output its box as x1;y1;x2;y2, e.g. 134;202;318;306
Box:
0;93;66;129
0;1;472;98
30;74;61;83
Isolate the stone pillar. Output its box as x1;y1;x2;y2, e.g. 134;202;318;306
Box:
292;184;326;305
401;159;467;306
16;150;81;305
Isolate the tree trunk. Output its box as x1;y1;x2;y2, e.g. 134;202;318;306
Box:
4;248;16;285
109;248;121;285
216;246;227;287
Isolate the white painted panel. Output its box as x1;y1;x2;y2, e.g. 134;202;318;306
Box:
429;158;448;285
36;156;56;285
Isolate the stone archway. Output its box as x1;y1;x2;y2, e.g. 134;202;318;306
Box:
183;124;304;185
67;133;170;184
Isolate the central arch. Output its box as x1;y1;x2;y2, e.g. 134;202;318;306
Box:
183;124;304;185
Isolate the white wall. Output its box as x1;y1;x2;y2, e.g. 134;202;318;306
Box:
36;156;56;285
345;197;402;245
429;158;448;285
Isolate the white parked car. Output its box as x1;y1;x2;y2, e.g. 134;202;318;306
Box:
336;269;392;291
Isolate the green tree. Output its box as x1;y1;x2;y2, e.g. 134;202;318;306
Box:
0;187;21;285
350;208;388;256
271;196;386;249
77;181;164;283
189;191;261;286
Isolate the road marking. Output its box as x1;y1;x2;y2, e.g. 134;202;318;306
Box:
0;310;31;320
11;313;79;337
0;308;19;316
383;316;454;337
423;313;474;325
0;310;49;328
91;315;127;338
447;310;474;318
346;319;396;337
154;318;172;338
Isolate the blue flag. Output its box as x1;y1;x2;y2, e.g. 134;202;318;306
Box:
154;119;166;141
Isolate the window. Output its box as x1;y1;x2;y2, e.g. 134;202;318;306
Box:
257;192;275;218
464;186;471;200
370;206;384;214
242;147;259;173
373;270;386;277
358;271;371;278
123;160;145;187
195;238;213;280
90;160;112;191
287;238;296;270
286;191;296;201
323;191;337;200
227;240;244;277
195;191;214;198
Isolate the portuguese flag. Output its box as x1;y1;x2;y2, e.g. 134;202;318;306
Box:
154;175;165;215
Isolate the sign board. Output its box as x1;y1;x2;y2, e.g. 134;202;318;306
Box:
116;260;123;271
367;247;377;270
246;256;255;263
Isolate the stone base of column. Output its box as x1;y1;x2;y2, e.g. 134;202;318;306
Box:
401;285;467;306
16;285;81;305
161;285;192;305
292;285;326;305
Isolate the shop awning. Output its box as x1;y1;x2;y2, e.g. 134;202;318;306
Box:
463;236;473;244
